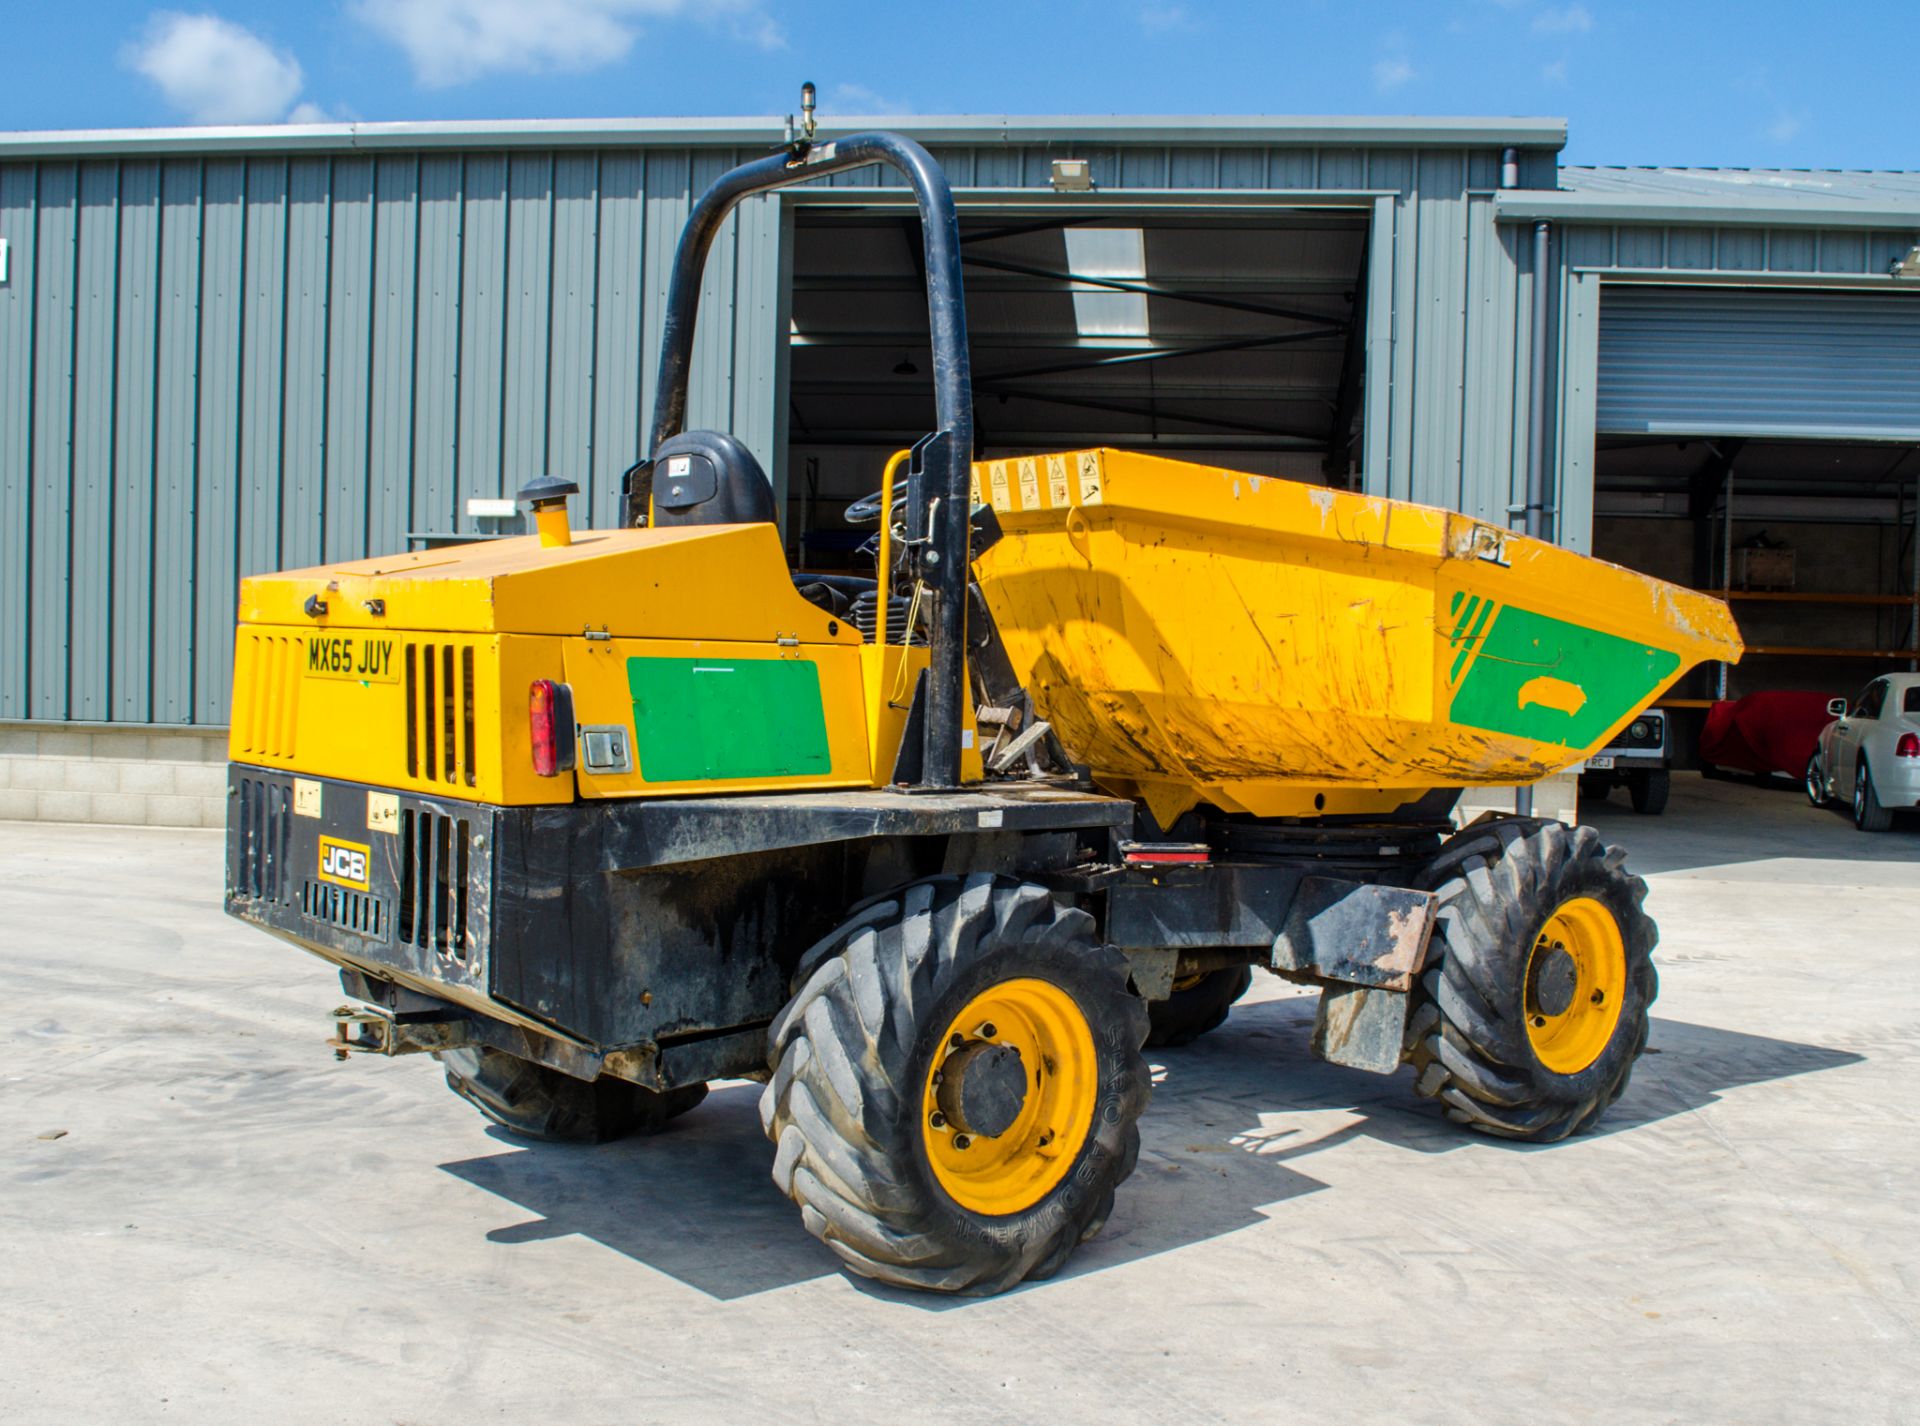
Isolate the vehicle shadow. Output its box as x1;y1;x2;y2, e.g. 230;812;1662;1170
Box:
437;993;1861;1305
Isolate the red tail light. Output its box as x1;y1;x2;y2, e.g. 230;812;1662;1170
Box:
1897;732;1920;759
529;679;576;776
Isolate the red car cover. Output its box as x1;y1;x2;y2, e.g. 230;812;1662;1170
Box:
1698;690;1841;778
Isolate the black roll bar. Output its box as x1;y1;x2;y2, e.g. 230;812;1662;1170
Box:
647;132;976;790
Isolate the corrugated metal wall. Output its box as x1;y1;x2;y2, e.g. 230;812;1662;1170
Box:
1559;222;1918;277
0;149;784;725
0;137;1550;727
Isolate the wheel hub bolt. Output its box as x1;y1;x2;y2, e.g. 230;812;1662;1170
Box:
952;1134;972;1150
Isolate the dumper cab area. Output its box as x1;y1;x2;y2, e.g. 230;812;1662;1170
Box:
225;127;1740;1296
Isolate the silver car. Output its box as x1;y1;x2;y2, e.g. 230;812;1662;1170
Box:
1806;673;1920;832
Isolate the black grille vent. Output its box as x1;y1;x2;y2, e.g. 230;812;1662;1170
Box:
404;642;478;787
399;808;471;959
301;880;389;939
235;776;292;903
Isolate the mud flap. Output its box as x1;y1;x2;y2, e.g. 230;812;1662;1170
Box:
1311;985;1411;1074
1272;878;1435;1075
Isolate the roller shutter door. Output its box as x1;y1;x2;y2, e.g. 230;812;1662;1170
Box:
1596;285;1920;441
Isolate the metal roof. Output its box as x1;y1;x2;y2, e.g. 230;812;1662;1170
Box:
0;113;1567;160
1498;164;1920;230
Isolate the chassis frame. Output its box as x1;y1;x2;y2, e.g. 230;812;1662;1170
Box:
227;764;1448;1089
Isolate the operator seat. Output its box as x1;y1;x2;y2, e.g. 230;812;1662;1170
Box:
647;430;778;528
642;429;881;626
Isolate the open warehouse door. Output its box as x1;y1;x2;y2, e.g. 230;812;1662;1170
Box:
1586;283;1920;812
781;205;1371;569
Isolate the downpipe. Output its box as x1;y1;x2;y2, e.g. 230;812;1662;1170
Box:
1517;217;1553;819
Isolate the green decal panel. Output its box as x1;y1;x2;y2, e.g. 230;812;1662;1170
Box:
1447;604;1681;748
626;657;833;782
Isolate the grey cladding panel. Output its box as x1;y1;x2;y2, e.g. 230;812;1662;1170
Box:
70;162;120;721
30;163;76;719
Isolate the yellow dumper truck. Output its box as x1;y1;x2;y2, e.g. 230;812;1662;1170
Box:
225;131;1742;1295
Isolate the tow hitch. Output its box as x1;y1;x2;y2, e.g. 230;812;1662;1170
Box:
329;1005;471;1061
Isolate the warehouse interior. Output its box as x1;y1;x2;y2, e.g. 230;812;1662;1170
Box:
1592;436;1920;733
782;205;1369;569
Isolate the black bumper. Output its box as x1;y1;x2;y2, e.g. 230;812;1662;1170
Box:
227;767;498;1003
224;765;1132;1084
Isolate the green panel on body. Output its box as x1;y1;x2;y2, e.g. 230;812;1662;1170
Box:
626;656;833;782
1448;604;1681;749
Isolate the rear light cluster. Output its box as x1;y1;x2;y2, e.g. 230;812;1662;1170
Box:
1897;733;1920;759
529;679;577;776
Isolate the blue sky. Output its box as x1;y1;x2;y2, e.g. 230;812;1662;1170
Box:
3;1;1912;169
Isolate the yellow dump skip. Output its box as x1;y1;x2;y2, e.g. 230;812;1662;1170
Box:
972;449;1742;827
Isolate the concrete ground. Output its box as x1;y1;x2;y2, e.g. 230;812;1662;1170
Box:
3;774;1915;1425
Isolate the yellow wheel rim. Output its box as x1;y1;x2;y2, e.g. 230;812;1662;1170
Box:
922;978;1099;1215
1524;896;1627;1075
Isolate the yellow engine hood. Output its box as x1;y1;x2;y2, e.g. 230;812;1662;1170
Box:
237;523;855;646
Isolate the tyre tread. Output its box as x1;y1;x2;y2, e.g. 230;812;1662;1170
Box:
761;873;1149;1295
1406;818;1657;1142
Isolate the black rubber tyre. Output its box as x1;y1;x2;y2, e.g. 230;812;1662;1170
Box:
761;874;1150;1295
1145;966;1253;1047
437;1046;708;1144
1805;753;1828;807
1854;758;1894;833
1404;817;1658;1142
1627;769;1670;815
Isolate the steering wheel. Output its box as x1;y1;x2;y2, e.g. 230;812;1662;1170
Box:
844;487;908;526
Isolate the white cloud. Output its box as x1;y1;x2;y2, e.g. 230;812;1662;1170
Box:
351;0;781;88
123;11;305;124
285;101;331;124
1373;56;1414;92
829;82;910;117
1766;110;1807;143
1139;4;1195;32
1532;4;1593;34
1540;59;1568;85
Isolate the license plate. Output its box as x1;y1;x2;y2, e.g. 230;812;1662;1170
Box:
1587;755;1615;770
305;634;401;684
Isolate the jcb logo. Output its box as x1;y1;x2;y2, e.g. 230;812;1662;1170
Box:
317;836;371;890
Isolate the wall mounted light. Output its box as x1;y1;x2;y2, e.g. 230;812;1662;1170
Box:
1050;159;1094;193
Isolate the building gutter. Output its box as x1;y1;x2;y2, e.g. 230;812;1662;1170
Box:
1495;189;1920;231
0;114;1569;161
